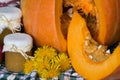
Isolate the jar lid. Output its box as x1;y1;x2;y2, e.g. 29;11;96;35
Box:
0;6;22;21
3;33;33;52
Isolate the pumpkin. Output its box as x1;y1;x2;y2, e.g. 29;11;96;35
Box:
21;0;120;52
93;0;120;45
67;11;120;80
21;0;66;52
64;0;120;46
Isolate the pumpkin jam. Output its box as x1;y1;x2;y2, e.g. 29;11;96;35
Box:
5;52;32;72
0;28;12;45
5;52;26;72
3;33;33;72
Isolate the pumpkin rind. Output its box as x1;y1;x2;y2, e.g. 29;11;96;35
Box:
67;11;120;79
93;0;120;45
21;0;66;52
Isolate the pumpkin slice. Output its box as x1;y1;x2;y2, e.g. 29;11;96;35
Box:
64;0;120;46
21;0;66;52
67;11;120;80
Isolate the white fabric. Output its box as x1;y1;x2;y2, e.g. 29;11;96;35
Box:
0;15;21;33
0;7;22;34
3;33;33;60
3;33;33;53
0;6;22;20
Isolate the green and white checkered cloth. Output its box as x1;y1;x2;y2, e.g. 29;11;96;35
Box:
0;63;84;80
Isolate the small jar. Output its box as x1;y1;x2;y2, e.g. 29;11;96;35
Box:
3;33;33;72
0;6;22;45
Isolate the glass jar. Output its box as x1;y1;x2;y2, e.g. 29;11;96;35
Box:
3;33;33;72
0;6;22;45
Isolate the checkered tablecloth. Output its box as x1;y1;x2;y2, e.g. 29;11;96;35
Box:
0;63;84;80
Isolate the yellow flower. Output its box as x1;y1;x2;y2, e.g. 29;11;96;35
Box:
34;45;57;59
54;53;71;72
24;60;34;74
40;69;60;78
34;57;50;71
24;45;71;79
38;60;60;78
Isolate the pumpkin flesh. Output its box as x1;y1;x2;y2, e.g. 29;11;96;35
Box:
64;0;120;46
67;11;120;79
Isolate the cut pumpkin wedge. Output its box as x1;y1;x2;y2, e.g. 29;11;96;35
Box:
67;11;120;80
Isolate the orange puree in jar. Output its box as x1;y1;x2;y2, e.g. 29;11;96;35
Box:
5;52;26;72
3;33;33;72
